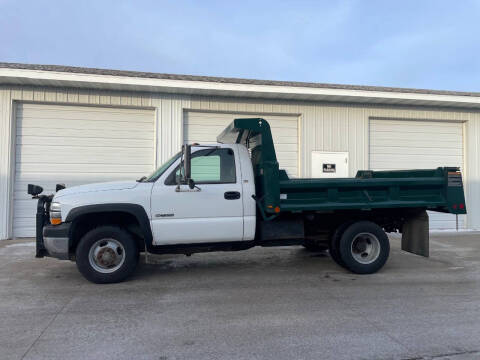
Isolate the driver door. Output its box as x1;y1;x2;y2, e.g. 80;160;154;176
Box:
150;146;244;245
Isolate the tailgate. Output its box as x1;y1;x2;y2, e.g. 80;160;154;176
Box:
445;168;467;214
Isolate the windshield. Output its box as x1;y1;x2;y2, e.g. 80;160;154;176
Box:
144;152;181;182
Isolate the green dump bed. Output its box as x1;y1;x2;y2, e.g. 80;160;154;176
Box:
217;118;467;217
278;168;466;214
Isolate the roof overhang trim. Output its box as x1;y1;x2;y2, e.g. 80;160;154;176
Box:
1;68;480;108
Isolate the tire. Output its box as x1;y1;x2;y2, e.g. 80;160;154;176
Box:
328;222;352;268
338;221;390;274
76;226;139;284
303;240;328;252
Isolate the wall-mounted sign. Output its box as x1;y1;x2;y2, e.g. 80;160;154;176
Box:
312;151;348;178
323;163;336;173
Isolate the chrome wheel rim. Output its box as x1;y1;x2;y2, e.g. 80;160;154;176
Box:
350;232;381;264
88;238;125;274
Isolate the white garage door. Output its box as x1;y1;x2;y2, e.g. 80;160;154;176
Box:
369;119;464;230
184;111;299;177
14;103;155;238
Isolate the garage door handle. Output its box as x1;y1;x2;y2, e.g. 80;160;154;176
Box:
224;191;241;200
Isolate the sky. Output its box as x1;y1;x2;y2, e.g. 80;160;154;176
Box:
1;0;480;92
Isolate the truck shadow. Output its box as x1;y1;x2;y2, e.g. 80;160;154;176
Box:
129;246;348;282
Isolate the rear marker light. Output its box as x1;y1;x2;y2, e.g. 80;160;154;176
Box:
452;204;457;209
460;204;465;210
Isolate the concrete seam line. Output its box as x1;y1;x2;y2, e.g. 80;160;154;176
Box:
317;272;414;354
20;290;79;359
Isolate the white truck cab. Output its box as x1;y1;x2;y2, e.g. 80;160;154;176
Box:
149;143;256;245
36;143;257;283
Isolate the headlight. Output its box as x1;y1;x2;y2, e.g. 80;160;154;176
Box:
49;202;62;225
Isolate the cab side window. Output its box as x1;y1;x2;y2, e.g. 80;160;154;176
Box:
165;148;236;185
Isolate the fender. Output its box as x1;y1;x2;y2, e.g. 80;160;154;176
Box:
65;203;154;251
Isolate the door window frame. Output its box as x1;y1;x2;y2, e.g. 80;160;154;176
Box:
163;147;237;186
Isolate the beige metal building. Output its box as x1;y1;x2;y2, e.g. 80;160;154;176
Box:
1;63;480;239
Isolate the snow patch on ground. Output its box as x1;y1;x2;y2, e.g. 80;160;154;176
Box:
4;242;35;248
430;229;479;233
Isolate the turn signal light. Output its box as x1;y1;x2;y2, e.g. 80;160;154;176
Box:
51;218;62;225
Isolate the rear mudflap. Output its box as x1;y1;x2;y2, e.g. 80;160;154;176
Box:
401;210;429;257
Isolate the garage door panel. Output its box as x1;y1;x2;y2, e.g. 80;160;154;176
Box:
371;133;462;143
18;118;154;132
16;147;154;163
16;138;153;149
15;203;47;218
13;103;155;238
184;125;224;133
16;163;153;174
371;121;463;132
371;158;462;168
14;175;132;192
257;119;298;128
370;126;463;135
19;105;153;122
274;151;298;159
18;127;154;141
17;154;153;165
274;158;298;166
184;118;231;126
371;119;462;128
370;163;460;171
273;143;298;152
370;119;464;230
274;136;298;144
370;147;462;157
14;172;139;182
372;140;462;149
371;154;463;165
185;113;298;125
18;149;153;160
18;113;153;123
185;111;299;177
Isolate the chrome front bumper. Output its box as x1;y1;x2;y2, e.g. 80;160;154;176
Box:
43;236;69;260
42;223;71;260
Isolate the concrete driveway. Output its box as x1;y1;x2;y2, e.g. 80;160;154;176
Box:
1;233;480;360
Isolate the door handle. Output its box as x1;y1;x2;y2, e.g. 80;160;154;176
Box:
224;191;241;200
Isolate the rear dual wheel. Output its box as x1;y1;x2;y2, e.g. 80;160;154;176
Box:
329;221;390;274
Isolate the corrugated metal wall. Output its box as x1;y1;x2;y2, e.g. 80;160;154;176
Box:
0;88;13;240
1;85;480;239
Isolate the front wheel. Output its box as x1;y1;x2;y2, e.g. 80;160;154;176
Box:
338;221;390;274
76;226;139;283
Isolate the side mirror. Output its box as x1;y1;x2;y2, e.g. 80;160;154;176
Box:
188;178;195;190
179;144;192;185
184;144;191;180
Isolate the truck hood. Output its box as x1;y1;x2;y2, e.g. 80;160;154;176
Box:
54;181;139;198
